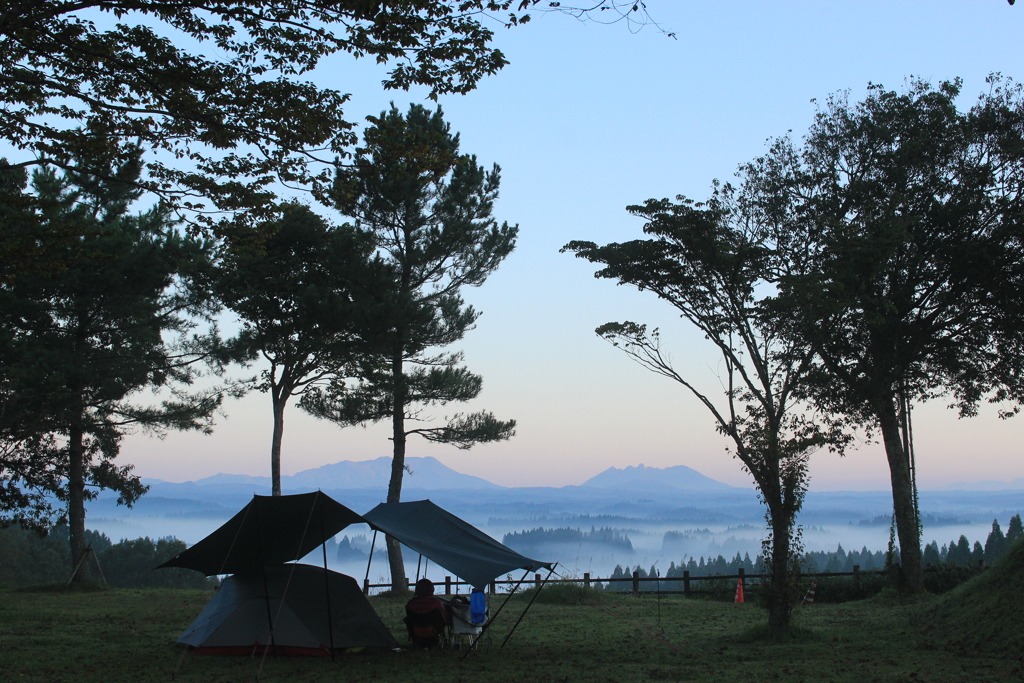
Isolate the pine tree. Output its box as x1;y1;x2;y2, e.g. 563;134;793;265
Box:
922;541;940;568
984;519;1007;564
1006;514;1023;547
1;155;223;579
303;104;517;591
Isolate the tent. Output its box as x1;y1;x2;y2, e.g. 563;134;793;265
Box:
157;492;389;660
362;500;552;590
158;491;364;576
177;564;396;656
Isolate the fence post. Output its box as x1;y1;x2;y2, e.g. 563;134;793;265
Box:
363;578;370;595
853;565;860;590
535;572;541;588
489;581;496;595
683;570;691;597
584;572;590;589
632;570;640;594
445;576;451;595
738;567;745;582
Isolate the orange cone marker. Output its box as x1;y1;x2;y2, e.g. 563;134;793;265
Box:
800;579;817;606
734;578;745;603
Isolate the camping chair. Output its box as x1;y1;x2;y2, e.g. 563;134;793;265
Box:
404;602;451;650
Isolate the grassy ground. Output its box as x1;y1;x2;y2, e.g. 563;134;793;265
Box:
1;584;1019;683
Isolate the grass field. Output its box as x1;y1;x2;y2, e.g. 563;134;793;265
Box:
1;582;1019;683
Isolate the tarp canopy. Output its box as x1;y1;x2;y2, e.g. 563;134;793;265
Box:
159;492;365;576
363;500;552;590
178;564;396;655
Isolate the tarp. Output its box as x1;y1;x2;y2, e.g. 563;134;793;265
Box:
158;492;365;576
178;564;396;655
363;500;552;590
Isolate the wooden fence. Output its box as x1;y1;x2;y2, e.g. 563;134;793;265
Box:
364;560;989;596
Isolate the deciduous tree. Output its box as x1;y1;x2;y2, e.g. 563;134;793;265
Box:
766;77;1024;593
302;104;517;591
565;179;849;638
0;0;661;237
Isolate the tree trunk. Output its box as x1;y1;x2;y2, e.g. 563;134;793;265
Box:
876;398;924;593
67;413;88;583
766;510;792;638
386;349;408;592
270;389;287;497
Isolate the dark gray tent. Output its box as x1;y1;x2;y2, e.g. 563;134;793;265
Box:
158;492;364;576
178;564;396;656
363;500;551;589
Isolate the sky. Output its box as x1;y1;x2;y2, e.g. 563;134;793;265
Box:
124;1;1024;491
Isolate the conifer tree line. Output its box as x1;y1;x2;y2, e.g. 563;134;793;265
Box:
600;513;1021;593
0;524;211;589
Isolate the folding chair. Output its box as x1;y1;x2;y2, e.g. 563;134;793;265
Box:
404;603;451;650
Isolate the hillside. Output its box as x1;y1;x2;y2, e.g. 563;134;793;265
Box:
917;537;1024;657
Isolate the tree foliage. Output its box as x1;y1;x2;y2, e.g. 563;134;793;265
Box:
0;0;663;235
214;202;389;495
0;154;225;578
564;179;849;637
302;103;517;590
765;76;1024;593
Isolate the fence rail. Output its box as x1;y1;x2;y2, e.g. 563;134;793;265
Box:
364;565;890;596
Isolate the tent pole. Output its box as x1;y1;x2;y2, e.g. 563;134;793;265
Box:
258;494;317;678
415;554;422;583
460;569;531;659
320;496;336;662
364;529;378;595
500;565;556;649
253;501;277;660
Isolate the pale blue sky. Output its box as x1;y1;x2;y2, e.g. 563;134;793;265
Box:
126;1;1024;490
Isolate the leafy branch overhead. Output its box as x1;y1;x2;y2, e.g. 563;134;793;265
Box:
0;1;665;234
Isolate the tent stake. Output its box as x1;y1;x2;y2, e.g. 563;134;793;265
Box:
500;565;556;649
364;529;378;595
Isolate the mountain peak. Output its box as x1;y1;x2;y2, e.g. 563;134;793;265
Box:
580;463;738;491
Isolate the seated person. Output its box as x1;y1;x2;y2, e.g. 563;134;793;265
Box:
404;578;450;647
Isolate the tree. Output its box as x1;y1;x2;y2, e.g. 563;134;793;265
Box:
0;155;224;581
214;202;388;495
302;104;517;591
0;1;662;238
1007;513;1023;547
984;519;1007;564
767;77;1024;593
564;180;849;638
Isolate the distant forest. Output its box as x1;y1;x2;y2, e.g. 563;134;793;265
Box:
503;527;634;553
603;514;1022;589
0;525;211;588
2;514;1018;590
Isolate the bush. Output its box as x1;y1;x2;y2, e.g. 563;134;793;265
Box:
519;582;606;605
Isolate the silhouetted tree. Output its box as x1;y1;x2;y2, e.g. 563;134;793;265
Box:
303;104;517;591
759;77;1024;593
215;203;388;495
566;176;850;638
0;155;224;580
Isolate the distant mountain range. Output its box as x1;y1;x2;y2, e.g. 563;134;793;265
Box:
160;456;503;491
147;458;742;493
